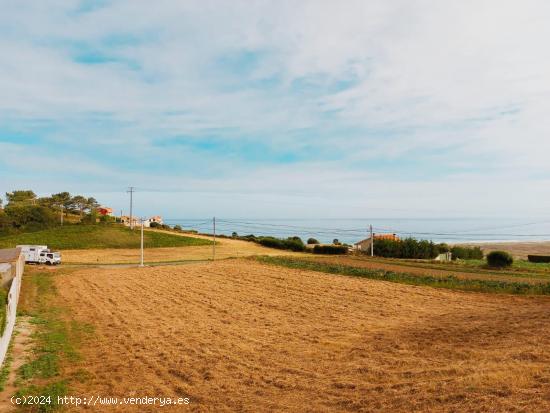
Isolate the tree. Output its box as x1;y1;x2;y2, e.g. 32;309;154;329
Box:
5;190;37;205
307;238;320;244
333;238;340;245
72;195;88;217
86;197;99;212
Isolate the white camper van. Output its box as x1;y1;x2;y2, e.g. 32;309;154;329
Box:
17;245;61;265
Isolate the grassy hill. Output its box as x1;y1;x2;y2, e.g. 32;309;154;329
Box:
0;225;212;250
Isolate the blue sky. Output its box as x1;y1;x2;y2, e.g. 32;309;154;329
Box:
1;0;550;218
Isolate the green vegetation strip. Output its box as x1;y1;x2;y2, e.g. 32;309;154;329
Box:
15;270;93;412
255;256;550;295
0;224;211;250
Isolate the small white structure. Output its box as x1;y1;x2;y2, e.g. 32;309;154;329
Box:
435;252;453;262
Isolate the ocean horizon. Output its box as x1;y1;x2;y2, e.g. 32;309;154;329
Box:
164;217;550;245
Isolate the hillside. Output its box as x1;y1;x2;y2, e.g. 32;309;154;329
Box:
0;224;211;250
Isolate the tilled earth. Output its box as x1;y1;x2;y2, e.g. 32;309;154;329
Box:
57;259;550;412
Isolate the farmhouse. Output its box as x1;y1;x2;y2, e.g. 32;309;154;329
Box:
97;206;113;216
354;233;399;251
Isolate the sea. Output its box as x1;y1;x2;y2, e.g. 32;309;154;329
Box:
164;218;550;245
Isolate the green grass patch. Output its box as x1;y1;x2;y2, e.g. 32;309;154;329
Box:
367;257;550;280
14;269;94;412
0;333;15;391
0;224;211;250
256;256;550;295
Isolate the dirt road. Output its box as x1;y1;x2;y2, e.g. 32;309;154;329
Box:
57;260;550;412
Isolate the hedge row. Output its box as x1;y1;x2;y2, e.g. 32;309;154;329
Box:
373;238;440;259
528;255;550;263
313;245;348;255
450;246;484;260
257;236;306;252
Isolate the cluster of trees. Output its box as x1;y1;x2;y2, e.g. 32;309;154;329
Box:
371;238;485;260
372;238;441;259
0;190;101;234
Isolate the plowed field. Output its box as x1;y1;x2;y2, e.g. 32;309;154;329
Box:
57;260;550;412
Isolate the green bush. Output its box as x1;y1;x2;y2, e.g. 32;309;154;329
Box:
373;238;439;259
307;238;320;245
438;243;450;253
3;205;57;230
487;251;513;268
257;236;305;252
528;255;550;263
231;232;238;238
174;225;182;231
451;246;484;260
149;221;161;228
313;245;348;255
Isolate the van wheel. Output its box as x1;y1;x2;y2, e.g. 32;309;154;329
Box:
46;262;52;266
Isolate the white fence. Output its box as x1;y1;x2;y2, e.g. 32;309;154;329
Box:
0;255;24;367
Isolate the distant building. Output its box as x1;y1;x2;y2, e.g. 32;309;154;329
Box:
121;215;163;228
97;206;113;216
353;233;399;251
147;216;163;226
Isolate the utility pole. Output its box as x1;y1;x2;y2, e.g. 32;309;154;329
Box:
60;205;64;226
127;187;135;230
212;216;216;261
140;218;144;267
370;224;374;257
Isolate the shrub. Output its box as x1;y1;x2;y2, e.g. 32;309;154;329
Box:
487;251;513;268
450;246;484;260
257;236;305;252
149;221;161;228
232;232;238;238
372;237;439;259
528;255;550;263
307;238;320;245
333;239;340;245
174;225;182;231
313;245;348;255
437;243;450;253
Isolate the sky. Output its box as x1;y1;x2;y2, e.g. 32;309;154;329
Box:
1;0;550;219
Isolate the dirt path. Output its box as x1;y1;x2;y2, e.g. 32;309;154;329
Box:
0;318;34;413
56;260;550;412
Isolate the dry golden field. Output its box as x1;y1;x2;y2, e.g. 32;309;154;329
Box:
60;236;300;264
55;259;550;412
